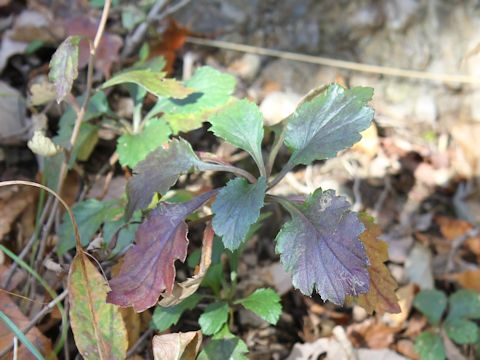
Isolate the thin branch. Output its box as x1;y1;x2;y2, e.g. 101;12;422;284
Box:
186;37;480;85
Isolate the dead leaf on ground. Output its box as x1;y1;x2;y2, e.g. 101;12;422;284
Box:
152;331;202;360
259;262;292;296
347;319;400;349
0;185;36;240
0;293;54;359
396;339;419;360
382;284;416;327
0;81;28;144
446;269;480;291
405;244;434;290
436;215;480;258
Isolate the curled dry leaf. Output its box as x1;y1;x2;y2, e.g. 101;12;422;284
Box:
28;130;62;157
108;191;216;312
159;223;214;307
152;331;202;360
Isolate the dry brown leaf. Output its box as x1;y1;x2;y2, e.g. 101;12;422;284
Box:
158;224;214;307
0;186;36;240
396;339;419;360
382;284;416;327
447;269;480;291
0;293;54;359
152;331;202;360
347;215;400;315
347;319;400;349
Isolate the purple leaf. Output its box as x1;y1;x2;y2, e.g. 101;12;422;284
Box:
107;191;216;312
275;189;369;305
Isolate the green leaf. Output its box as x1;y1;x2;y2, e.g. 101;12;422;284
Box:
199;302;229;335
58;199;122;255
148;66;236;133
448;289;480;321
208;99;265;172
197;337;248;360
102;69;193;99
49;36;81;103
414;332;446;360
413;289;447;325
117;119;172;168
212;177;267;250
151;294;201;332
126;138;205;216
283;84;374;170
103;210;141;258
445;318;479;344
69;254;128;360
236;288;282;325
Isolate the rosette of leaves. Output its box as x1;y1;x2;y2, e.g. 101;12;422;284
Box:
414;289;480;360
107;81;400;313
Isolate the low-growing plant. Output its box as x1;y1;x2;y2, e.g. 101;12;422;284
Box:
19;1;403;356
413;289;480;360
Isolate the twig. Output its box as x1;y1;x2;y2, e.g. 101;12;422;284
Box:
151;0;192;21
121;0;167;58
126;329;154;358
186;37;480;85
0;290;68;358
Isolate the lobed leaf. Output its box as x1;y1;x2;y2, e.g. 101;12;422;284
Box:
102;69;193;99
117;119;172;168
236;288;282;325
69;254;128;360
414;289;447;325
198;302;229;336
107;191;216;312
147;66;236;133
126;138;204;217
347;215;401;314
284;84;374;170
49;35;81;103
152;294;201;332
208;99;265;171
212;177;267;250
275;189;369;304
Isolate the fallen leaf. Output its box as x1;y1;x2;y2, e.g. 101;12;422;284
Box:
159;224;214;307
396;339;419;360
0;293;53;359
436;215;480;257
29;81;57;106
0;186;35;240
357;348;407;360
108;191;216;312
28;130;62;157
352;123;379;158
152;331;202;360
347;319;400;349
347;215;400;315
447;269;480;291
405;244;434;290
149;19;189;74
382;284;416;327
69;254;128;359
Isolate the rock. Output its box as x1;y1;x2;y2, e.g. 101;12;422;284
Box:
260;91;301;126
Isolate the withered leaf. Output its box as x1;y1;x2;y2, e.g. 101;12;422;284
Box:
107;191;216;312
347;214;401;314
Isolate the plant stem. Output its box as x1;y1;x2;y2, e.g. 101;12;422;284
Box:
266;124;286;177
268;161;293;189
202;163;257;184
